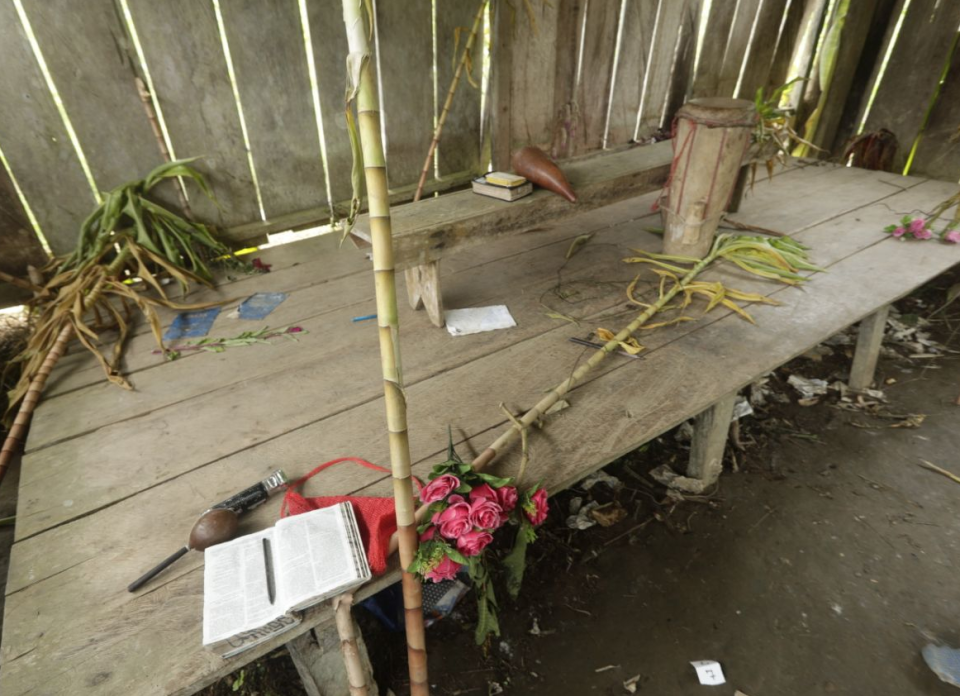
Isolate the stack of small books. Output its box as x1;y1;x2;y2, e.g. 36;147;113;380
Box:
471;171;533;202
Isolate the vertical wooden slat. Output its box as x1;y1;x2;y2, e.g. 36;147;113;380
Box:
605;0;659;147
765;0;807;90
858;0;960;172
20;0;163;193
306;0;353;206
571;0;621;154
489;0;513;170
714;0;762;97
125;0;259;226
661;0;700;129
435;0;484;177
375;0;433;189
736;0;789;98
910;37;960;181
220;0;328;219
635;0;688;140
691;0;738;98
0;3;93;255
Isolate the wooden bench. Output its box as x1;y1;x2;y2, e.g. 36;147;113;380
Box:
351;140;674;326
3;161;957;695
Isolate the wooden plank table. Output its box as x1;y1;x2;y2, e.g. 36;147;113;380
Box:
3;161;958;695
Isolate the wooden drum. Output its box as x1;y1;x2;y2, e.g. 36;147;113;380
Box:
661;98;757;258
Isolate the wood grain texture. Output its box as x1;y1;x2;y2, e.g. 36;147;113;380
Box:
571;0;621;154
306;0;354;206
765;0;807;91
220;0;327;218
0;1;94;254
375;0;434;188
715;0;763;98
691;0;738;98
605;0;658;146
435;0;484;177
688;390;738;482
849;304;890;391
735;0;789;99
125;0;259;226
5;166;956;696
859;0;960;171
20;0;163;193
635;0;689;140
910;37;960;181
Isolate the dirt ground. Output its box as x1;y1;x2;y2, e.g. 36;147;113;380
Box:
4;270;960;696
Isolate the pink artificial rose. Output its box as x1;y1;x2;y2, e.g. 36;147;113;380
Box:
420;526;436;541
470;483;498;502
909;218;927;235
420;474;461;504
944;229;960;244
436;495;472;539
497;485;518;514
424;554;461;582
525;489;549;526
456;529;494;557
892;226;907;238
913;227;934;240
469;497;504;530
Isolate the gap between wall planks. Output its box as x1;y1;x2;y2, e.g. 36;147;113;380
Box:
855;0;960;173
909;31;960;181
5;168;955;696
125;0;260;227
0;1;93;255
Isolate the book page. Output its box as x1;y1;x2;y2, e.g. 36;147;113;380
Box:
202;528;282;646
274;504;365;610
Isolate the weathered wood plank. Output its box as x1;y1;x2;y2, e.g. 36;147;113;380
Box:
715;0;763;98
690;0;738;98
687;390;738;483
605;0;659;146
220;0;328;219
355;139;674;267
849;304;890;391
571;0;621;154
435;0;484;177
4;172;954;696
660;0;700;132
859;0;960;172
125;0;259;226
736;0;789;99
0;2;95;255
635;0;689;140
375;0;434;188
765;0;807;91
910;38;960;181
20;0;163;196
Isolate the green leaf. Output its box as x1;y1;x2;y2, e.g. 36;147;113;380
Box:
503;521;532;599
476;472;513;488
565;233;593;259
445;546;469;565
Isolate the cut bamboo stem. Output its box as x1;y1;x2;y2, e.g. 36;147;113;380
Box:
0;249;130;486
388;251;716;555
412;0;488;202
340;2;430;694
334;593;371;696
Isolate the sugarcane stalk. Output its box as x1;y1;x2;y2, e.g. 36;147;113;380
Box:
0;248;131;485
135;77;193;220
341;2;430;694
412;0;488;203
388;249;717;554
334;593;371;696
0;269;43;294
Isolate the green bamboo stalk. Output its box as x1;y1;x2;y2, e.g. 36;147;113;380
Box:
412;0;488;202
340;2;430;694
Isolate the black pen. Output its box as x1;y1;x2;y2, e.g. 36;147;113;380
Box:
262;537;276;605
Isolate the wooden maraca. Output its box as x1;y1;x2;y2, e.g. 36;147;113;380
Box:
127;508;239;592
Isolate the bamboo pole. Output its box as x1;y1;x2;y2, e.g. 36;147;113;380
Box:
333;593;371;696
412;0;488;202
389;250;717;554
340;2;430;694
135;77;193;220
0;249;130;486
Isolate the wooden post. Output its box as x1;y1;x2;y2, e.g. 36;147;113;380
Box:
404;261;444;328
688;392;738;484
849;305;890;392
662;98;756;258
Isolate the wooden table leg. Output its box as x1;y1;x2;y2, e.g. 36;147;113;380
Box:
650;391;738;494
404;261;445;328
287;612;377;696
849;304;890;392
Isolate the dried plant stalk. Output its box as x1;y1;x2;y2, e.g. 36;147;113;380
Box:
412;0;488;202
341;1;430;694
334;593;371;696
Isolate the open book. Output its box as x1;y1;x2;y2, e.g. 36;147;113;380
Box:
203;503;370;658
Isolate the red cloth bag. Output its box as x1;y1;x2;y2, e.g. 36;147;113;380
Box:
280;458;420;576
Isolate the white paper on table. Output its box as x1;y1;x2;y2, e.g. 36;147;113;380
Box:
444;305;517;336
690;660;726;686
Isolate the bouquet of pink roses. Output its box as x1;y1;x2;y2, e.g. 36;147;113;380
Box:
407;445;548;644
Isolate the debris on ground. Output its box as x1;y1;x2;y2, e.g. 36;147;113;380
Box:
623;674;641;693
787;374;829;400
690;660;726;685
922;643;960;687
